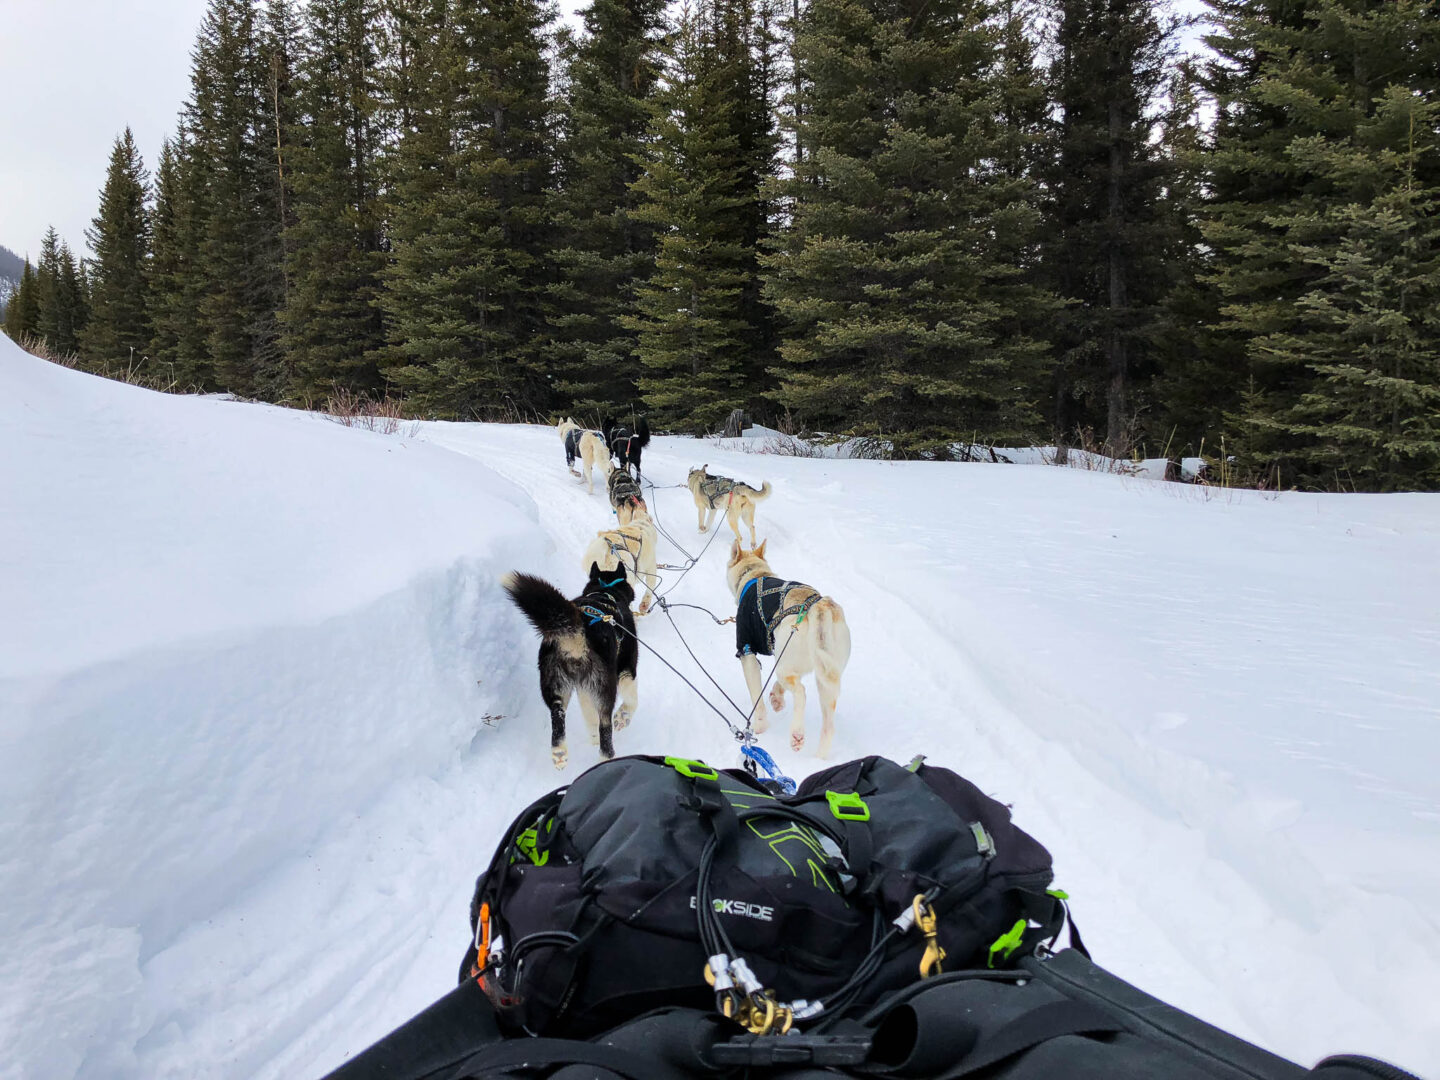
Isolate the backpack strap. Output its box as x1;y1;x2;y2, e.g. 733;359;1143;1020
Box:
932;1001;1122;1078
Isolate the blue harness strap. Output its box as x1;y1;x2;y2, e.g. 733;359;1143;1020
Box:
740;743;796;795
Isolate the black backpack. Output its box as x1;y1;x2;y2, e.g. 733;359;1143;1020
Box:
458;754;1066;1040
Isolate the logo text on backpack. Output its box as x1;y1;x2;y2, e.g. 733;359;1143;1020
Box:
689;896;775;922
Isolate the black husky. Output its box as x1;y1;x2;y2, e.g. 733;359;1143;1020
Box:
502;563;639;769
603;416;651;479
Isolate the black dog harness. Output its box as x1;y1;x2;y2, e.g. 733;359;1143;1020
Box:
610;426;638;462
577;581;628;626
565;428;601;467
735;576;819;657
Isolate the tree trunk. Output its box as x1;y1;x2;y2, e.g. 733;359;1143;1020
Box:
1105;71;1128;456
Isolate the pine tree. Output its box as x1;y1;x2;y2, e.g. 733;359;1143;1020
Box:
81;128;152;371
35;228;87;356
34;228;62;349
3;260;40;343
1257;88;1440;490
543;0;668;418
623;1;757;431
763;0;1055;454
148;132;214;388
1204;0;1440;489
281;0;388;400
380;0;555;419
184;0;293;397
1041;0;1186;455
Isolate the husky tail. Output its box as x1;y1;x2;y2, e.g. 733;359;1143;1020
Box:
811;598;851;686
636;416;651;447
503;572;583;640
740;480;773;501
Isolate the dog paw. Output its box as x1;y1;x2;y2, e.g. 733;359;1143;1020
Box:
768;685;785;712
552;744;569;769
614;707;632;731
790;730;805;752
753;715;770;734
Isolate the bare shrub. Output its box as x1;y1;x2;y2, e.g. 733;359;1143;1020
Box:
323;386;417;436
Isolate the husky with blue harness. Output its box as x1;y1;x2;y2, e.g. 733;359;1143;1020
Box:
503;563;639;769
727;539;851;758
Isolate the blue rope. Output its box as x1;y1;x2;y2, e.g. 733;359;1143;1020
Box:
740;743;796;795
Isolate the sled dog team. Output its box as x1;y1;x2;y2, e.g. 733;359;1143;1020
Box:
503;418;852;770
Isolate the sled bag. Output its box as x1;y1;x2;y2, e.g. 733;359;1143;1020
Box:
324;948;1423;1080
458;754;1063;1039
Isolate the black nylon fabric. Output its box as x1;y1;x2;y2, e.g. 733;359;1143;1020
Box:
735;577;810;658
463;756;1064;1044
563;428;586;465
331;950;1415;1080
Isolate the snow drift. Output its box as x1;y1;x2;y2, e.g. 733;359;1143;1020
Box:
2;336;1437;1078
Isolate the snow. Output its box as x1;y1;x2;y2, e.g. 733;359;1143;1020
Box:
2;336;1438;1078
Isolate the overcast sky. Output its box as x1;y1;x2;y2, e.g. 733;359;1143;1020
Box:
0;0;210;262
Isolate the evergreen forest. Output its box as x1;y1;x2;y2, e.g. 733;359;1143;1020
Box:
6;0;1440;491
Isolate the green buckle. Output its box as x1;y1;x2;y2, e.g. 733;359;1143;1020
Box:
987;918;1028;968
1046;888;1069;900
665;756;718;781
825;790;870;821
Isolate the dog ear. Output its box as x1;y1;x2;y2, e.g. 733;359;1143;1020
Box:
755;539;767;558
589;561;603;580
729;538;742;563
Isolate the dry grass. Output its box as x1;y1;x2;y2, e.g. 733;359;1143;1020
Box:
10;333;206;394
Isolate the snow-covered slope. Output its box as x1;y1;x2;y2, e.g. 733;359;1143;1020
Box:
3;338;1437;1078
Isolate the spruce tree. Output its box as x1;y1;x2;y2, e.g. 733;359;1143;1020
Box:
281;0;388;400
4;260;39;343
1204;0;1440;489
763;0;1055;454
543;0;668;417
1041;0;1185;455
35;229;87;356
34;228;62;349
380;0;555;419
1256;88;1440;490
624;1;757;431
148;133;213;388
81;128;152;371
185;0;293;397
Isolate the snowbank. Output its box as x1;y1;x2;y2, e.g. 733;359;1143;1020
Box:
3;338;1438;1077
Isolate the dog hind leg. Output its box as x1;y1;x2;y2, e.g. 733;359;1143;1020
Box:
782;676;806;752
815;676;839;759
579;689;602;746
545;685;572;770
740;653;766;732
615;673;637;730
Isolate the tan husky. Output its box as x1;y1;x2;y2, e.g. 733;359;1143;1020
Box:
558;417;613;494
582;505;660;614
687;466;772;546
725;539;851;758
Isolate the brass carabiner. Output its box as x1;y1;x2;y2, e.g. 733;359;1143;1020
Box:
912;894;946;978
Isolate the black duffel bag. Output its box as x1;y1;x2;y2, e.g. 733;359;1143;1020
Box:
323;948;1422;1080
320;754;1423;1080
454;754;1065;1039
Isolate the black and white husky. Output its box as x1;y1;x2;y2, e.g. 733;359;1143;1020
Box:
502;563;639;769
603;416;651;479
